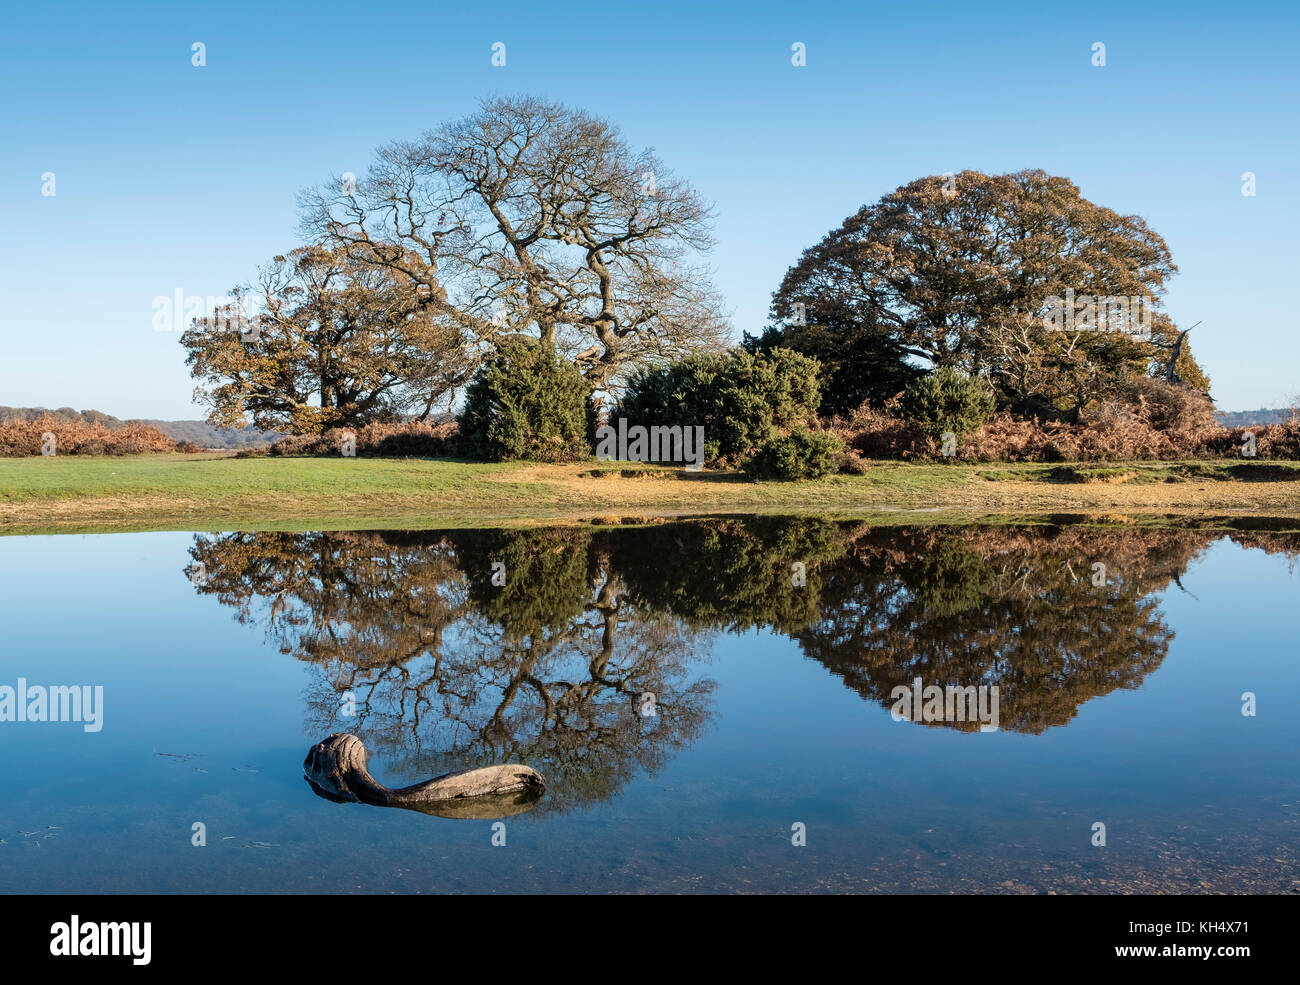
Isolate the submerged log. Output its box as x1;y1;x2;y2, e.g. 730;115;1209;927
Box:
303;733;545;819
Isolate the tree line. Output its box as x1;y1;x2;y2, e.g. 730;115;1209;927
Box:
182;95;1253;472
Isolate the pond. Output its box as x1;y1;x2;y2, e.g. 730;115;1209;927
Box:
1;518;1297;893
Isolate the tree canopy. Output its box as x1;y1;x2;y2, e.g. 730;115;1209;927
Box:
181;245;469;432
768;169;1209;419
300;95;730;391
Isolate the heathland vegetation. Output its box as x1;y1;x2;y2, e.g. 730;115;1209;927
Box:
0;407;278;451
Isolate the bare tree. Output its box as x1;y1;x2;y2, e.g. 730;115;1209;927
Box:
300;95;730;390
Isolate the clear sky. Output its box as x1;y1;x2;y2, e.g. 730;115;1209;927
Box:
1;0;1295;418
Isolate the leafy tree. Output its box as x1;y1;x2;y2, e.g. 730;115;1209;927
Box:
181;245;471;433
617;347;821;465
457;340;594;461
771;169;1209;419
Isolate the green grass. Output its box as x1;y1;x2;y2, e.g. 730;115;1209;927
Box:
0;454;558;531
0;454;964;504
3;453;1298;535
0;453;510;499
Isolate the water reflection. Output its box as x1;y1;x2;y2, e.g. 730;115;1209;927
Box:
189;528;716;812
188;520;1300;810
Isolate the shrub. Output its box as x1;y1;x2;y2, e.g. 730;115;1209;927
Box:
901;367;995;439
742;429;844;481
742;323;923;416
825;396;925;459
618;347;822;466
457;342;594;462
836;449;870;475
1085;377;1220;456
0;416;175;456
826;377;1300;463
1113;377;1218;433
1212;420;1300;460
270;419;459;457
1267;418;1300;459
828;403;1300;464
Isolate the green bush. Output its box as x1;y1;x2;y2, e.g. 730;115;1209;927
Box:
618;347;822;466
901;367;995;439
742;429;844;481
457;341;594;462
743;322;923;417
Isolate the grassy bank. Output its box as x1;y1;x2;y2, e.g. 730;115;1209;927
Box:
1;453;1298;534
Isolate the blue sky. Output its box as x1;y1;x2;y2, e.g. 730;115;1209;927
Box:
1;0;1295;418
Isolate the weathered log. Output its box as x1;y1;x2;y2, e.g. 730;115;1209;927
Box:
303;733;545;819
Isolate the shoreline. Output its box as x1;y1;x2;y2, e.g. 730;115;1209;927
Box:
2;453;1298;534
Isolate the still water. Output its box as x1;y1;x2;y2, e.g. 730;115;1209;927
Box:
1;518;1297;893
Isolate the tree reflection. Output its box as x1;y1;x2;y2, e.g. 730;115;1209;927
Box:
610;521;1234;733
189;529;716;811
189;519;1300;807
786;527;1211;733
